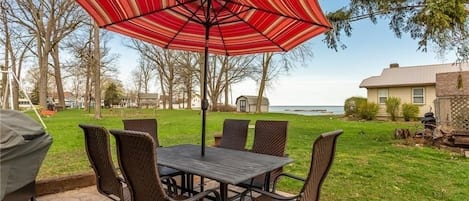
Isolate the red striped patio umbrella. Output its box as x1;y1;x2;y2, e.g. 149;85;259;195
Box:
76;0;331;156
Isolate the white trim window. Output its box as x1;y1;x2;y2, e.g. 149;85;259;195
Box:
412;87;425;104
378;89;388;104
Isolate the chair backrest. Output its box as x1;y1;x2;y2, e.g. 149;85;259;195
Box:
122;119;159;146
78;124;125;201
109;129;168;201
251;120;288;186
300;130;343;201
219;119;250;150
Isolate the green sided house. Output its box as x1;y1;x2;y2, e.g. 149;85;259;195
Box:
359;63;469;118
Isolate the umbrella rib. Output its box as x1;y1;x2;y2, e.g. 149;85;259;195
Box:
163;0;208;49
100;0;200;28
173;0;205;24
220;3;287;51
227;1;332;29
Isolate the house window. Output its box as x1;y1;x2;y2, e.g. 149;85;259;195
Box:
378;89;388;104
412;88;425;104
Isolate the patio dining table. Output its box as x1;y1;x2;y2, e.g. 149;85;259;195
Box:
157;144;293;201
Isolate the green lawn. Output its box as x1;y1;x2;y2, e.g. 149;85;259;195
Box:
31;109;468;201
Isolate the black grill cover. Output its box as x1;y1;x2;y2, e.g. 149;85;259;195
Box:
0;109;52;200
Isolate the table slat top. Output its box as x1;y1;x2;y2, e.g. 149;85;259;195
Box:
157;144;293;184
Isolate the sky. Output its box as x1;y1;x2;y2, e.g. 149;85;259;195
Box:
113;0;457;106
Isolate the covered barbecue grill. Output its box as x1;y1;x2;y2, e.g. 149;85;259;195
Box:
0;109;52;201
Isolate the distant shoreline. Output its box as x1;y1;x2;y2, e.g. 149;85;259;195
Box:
269;105;344;116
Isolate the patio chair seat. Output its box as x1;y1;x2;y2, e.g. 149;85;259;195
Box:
122;119;185;179
109;129;221;201
242;130;343;201
239;120;288;190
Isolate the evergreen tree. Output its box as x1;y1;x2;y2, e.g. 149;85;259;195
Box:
104;83;121;108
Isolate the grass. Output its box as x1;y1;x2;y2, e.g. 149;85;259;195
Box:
30;108;468;201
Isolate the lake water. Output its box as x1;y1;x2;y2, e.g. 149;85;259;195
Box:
269;105;344;116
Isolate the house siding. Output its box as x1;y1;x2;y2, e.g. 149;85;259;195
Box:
367;86;436;117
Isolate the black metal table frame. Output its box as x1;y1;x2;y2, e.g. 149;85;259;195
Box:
157;144;293;201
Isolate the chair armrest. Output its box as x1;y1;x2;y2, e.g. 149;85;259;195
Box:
182;189;221;201
272;173;305;192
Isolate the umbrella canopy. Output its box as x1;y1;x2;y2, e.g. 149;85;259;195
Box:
76;0;331;155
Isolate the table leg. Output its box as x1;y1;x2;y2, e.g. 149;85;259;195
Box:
186;173;194;195
264;171;271;192
219;183;228;201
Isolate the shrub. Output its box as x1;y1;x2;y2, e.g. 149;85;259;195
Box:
215;104;236;112
385;97;401;121
357;102;379;120
402;103;419;121
344;96;367;116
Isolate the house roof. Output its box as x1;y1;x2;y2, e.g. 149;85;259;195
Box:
360;63;469;88
235;95;269;105
139;93;158;99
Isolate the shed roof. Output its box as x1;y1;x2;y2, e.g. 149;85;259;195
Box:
360;63;469;88
236;95;269;105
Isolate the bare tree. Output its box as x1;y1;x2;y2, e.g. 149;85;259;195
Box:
64;21;118;115
207;55;255;111
128;40;180;109
175;51;199;109
254;44;314;113
5;0;85;108
136;57;155;94
1;1;34;109
129;57;155;107
49;2;85;108
92;22;102;118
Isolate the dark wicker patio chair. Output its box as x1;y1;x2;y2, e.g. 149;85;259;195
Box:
108;129;221;201
237;120;288;190
122;119;159;145
122;119;185;189
219;119;250;151
78;124;130;201
241;130;343;201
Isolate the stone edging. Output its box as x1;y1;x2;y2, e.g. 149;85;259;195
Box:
36;173;96;196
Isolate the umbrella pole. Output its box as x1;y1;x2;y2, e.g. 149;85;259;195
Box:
201;44;208;157
201;0;212;157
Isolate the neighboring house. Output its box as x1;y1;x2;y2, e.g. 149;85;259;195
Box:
359;63;469;118
191;94;201;109
235;95;269;113
139;93;159;108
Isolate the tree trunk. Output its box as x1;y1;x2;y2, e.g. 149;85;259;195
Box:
52;44;66;108
93;23;102;119
84;63;91;111
1;6;10;108
38;36;49;108
256;53;272;113
186;76;193;110
198;52;205;109
158;72;167;109
224;66;229;107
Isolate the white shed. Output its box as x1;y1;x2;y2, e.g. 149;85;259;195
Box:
235;95;269;113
